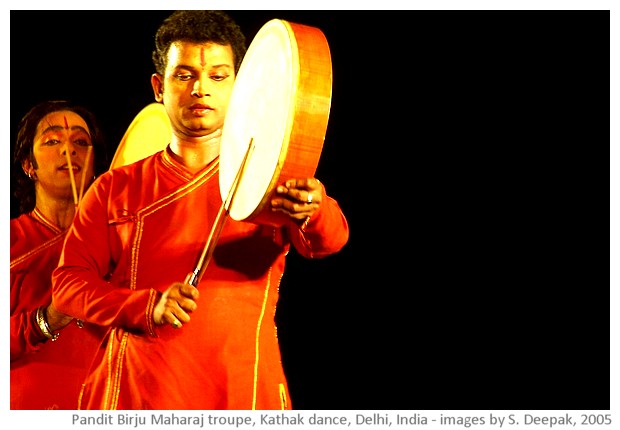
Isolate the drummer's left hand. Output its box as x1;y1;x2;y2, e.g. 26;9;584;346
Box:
271;178;322;222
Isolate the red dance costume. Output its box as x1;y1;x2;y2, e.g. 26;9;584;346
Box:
52;148;349;410
11;209;107;409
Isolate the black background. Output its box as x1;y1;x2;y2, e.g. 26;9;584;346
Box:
10;10;610;410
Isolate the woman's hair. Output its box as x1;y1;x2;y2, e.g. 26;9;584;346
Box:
12;100;108;214
152;10;247;76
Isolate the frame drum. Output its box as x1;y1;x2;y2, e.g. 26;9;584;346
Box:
110;103;172;169
219;19;332;226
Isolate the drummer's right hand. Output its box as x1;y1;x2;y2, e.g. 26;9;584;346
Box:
153;282;199;329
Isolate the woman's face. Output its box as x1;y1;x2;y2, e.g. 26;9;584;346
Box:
25;110;95;204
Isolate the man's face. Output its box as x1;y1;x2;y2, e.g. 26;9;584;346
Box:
161;41;236;138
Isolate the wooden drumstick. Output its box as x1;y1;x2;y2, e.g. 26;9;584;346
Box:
78;145;93;205
185;138;255;287
65;152;79;206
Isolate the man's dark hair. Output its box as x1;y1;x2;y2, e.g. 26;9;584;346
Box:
152;10;247;76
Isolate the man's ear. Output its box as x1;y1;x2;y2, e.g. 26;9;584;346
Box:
151;73;164;102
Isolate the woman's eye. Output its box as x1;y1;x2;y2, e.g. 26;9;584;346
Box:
74;139;91;147
43;139;60;146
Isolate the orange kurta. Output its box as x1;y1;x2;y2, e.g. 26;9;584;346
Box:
10;209;107;409
52;147;349;410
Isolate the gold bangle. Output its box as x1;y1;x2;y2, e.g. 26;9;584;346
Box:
35;306;59;341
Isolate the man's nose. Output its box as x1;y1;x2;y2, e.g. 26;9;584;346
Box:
191;75;211;98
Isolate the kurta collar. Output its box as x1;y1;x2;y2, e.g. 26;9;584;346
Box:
30;207;64;235
161;145;220;181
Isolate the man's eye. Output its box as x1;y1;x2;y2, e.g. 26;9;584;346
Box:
175;74;193;81
211;74;229;82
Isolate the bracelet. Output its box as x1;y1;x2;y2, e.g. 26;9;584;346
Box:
35;306;59;341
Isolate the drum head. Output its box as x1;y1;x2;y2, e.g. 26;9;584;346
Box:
219;19;332;225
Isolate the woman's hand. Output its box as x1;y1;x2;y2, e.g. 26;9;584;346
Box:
45;304;74;332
